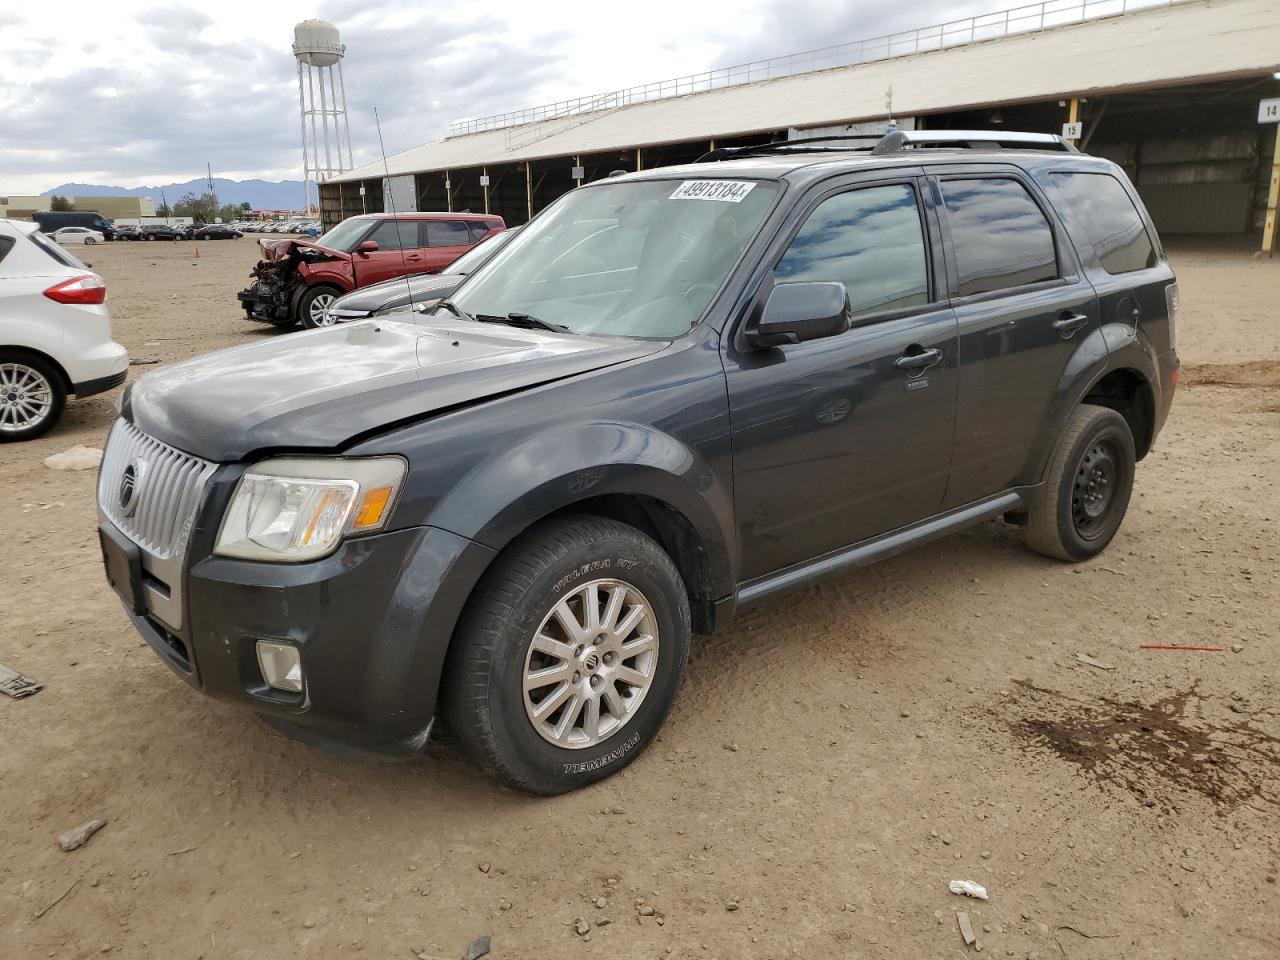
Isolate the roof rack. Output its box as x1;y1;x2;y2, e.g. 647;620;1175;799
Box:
695;129;1076;162
871;129;1077;153
696;134;881;162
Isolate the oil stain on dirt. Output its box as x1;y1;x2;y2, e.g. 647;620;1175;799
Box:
1000;682;1280;814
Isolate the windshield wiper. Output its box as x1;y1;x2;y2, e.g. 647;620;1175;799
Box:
435;299;474;323
475;312;572;334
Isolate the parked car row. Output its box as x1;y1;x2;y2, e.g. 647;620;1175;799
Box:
239;219;322;235
114;223;245;241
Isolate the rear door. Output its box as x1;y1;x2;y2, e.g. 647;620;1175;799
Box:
930;167;1101;508
354;219;421;286
725;172;960;580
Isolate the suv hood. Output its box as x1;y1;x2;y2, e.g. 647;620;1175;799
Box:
126;319;667;461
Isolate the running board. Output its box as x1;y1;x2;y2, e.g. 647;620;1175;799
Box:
736;491;1026;606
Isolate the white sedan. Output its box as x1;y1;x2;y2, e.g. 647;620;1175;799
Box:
0;219;128;441
51;226;105;245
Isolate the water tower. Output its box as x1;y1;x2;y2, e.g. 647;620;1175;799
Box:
293;19;354;213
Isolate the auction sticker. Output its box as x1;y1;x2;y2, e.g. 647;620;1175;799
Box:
669;180;757;203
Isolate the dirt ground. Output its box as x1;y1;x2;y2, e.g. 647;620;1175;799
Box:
1;236;1277;960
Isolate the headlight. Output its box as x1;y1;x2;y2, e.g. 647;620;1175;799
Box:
215;457;406;562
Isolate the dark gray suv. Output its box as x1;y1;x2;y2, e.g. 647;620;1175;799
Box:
98;130;1178;794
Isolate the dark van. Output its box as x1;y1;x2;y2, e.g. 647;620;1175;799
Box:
34;211;116;241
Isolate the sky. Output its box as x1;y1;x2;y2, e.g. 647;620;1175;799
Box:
1;0;989;194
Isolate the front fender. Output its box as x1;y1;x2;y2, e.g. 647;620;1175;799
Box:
428;420;738;600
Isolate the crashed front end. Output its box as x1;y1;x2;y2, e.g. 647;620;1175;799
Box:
236;238;340;324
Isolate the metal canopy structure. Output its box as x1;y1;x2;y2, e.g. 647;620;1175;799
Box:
328;0;1280;185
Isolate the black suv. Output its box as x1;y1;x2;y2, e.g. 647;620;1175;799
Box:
97;130;1178;794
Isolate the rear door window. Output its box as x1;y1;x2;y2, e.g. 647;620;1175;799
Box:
425;220;473;247
467;222;492;242
775;182;931;317
369;220;418;251
939;178;1059;296
1049;172;1157;274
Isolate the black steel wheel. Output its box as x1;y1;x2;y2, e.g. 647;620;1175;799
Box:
1026;403;1135;561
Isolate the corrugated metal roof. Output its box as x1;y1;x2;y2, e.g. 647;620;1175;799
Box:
330;0;1280;184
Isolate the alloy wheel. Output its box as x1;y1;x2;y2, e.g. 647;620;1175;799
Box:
309;293;337;325
0;363;54;434
522;578;660;749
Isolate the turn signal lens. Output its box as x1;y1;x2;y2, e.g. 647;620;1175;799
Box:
352;486;393;530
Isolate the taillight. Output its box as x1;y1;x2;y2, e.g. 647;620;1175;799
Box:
1164;281;1179;352
44;275;107;305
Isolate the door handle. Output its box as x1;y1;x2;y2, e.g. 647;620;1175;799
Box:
1052;312;1089;339
894;347;943;372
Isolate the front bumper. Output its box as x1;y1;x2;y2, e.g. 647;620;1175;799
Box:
237;284;289;323
106;518;495;758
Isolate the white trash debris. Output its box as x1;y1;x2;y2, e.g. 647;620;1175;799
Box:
949;880;989;900
44;446;102;471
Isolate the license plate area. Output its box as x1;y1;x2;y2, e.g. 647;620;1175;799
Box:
99;522;144;614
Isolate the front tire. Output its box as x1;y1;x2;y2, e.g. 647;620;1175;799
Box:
443;516;691;795
1026;403;1135;561
84;237;96;245
297;285;341;329
0;353;66;442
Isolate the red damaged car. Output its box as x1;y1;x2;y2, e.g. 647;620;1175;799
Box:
237;212;506;329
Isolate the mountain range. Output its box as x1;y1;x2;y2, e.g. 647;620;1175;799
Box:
43;178;307;211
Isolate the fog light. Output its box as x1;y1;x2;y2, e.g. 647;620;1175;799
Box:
256;640;303;693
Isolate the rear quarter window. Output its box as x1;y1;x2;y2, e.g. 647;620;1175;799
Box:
426;220;473;247
940;177;1059;297
1049;171;1157;275
28;230;83;268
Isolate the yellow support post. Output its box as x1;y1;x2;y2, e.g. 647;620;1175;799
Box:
525;161;533;222
636;148;642;172
445;170;452;213
575;155;582;189
483;166;489;215
1067;97;1080;145
1263;128;1280;257
709;139;716;151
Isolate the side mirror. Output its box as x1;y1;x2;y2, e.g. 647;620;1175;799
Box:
357;240;379;253
748;281;851;348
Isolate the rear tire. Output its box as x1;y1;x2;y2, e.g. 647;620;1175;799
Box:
1026;403;1135;561
442;516;691;795
0;352;66;443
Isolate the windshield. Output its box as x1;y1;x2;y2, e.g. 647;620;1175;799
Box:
314;217;373;252
448;227;519;275
448;178;779;337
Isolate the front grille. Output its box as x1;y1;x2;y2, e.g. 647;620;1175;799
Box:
98;419;217;560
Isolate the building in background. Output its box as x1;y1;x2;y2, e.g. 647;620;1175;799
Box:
0;195;156;220
322;0;1280;243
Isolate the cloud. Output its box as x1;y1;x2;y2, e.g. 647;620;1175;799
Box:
1;0;995;193
711;0;976;66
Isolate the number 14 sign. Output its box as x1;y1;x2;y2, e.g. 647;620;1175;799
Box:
1259;99;1280;124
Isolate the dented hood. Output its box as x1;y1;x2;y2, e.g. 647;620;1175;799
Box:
256;237;347;262
126;318;667;462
